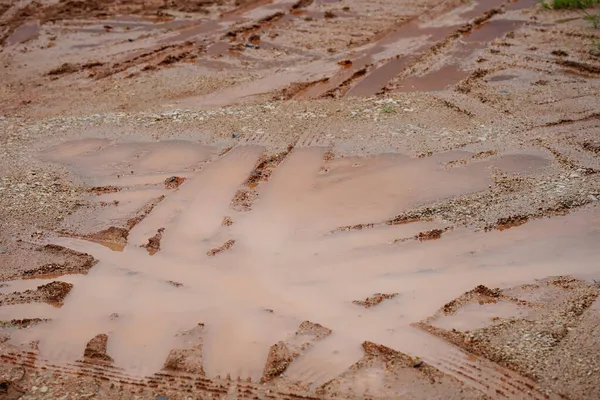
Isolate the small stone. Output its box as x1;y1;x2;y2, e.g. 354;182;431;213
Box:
413;358;423;368
589;195;598;202
40;386;48;393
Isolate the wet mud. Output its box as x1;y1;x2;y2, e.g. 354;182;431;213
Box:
2;0;600;398
2;137;599;397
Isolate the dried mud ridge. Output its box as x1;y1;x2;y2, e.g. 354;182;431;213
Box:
0;281;72;308
142;227;165;256
61;194;165;252
332;188;596;236
231;146;293;212
391;227;452;244
83;334;113;364
206;239;235;256
417;277;600;387
352;293;398;309
19;244;97;281
262;321;332;383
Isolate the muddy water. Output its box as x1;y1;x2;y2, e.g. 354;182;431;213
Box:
6;21;40;46
395;19;526;93
41;139;216;186
295;0;482;99
343;0;538;97
2;142;597;384
431;300;531;331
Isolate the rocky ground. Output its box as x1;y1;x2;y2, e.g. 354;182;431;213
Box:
1;0;600;399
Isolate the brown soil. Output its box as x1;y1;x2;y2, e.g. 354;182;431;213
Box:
164;176;185;189
0;281;72;307
417;277;600;399
2;0;600;398
317;341;485;399
231;146;293;211
296;321;332;340
9;244;98;281
35;281;73;306
261;341;295;382
87;186;121;195
143;227;164;255
83;333;113;363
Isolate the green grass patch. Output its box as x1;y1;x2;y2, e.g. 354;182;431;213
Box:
380;105;396;114
542;0;600;9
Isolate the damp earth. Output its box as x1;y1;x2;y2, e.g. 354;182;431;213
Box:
1;0;600;399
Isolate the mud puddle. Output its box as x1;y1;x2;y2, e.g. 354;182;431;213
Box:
347;0;537;97
5;20;39;46
41;139;216;186
396;19;526;92
2;203;597;386
399;25;535;95
294;0;537;99
3;139;592;387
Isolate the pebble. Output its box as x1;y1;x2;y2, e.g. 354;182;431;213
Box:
40;386;48;393
412;358;423;368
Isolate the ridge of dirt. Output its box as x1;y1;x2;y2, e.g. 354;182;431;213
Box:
231;145;293;211
316;341;485;399
261;321;332;384
417;277;600;391
59;194;166;250
206;238;235;256
0;281;73;307
142;227;165;255
352;293;398;308
12;244;98;281
83;333;113;363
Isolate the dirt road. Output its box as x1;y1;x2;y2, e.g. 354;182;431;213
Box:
1;0;600;399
